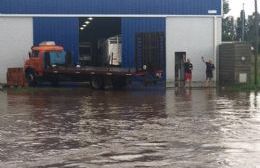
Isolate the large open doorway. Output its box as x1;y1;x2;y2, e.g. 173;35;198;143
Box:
79;17;121;66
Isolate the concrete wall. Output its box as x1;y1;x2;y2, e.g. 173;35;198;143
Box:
166;17;222;87
0;17;33;84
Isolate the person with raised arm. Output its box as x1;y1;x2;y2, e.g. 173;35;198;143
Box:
201;57;215;87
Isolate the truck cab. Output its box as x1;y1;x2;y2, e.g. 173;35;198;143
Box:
24;41;68;86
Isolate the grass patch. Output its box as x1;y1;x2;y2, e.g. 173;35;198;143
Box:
221;84;260;92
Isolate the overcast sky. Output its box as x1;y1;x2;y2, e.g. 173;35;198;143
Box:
227;0;256;18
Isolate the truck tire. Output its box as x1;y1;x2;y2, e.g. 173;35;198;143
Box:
112;76;127;89
91;76;104;90
25;69;37;87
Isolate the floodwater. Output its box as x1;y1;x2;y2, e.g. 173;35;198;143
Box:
0;88;260;168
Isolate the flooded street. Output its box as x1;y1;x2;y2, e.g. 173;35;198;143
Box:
0;88;260;168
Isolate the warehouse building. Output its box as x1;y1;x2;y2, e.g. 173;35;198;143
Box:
0;0;222;87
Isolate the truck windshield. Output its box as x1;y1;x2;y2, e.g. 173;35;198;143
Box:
32;50;39;57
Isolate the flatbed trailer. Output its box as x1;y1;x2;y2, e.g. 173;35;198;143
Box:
45;66;135;76
42;66;162;89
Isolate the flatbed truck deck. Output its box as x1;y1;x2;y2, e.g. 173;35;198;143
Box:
45;66;135;76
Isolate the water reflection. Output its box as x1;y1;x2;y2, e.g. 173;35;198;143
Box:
0;88;260;167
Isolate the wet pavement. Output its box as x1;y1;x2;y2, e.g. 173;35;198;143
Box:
0;88;260;168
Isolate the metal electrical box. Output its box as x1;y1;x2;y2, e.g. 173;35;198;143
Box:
219;42;253;85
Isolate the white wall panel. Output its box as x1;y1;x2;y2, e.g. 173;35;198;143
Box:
166;17;222;87
0;17;33;84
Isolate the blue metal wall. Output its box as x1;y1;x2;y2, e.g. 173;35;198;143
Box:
121;18;165;68
33;18;79;64
0;0;221;15
33;17;165;67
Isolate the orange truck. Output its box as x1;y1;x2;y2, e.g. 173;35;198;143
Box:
24;41;163;89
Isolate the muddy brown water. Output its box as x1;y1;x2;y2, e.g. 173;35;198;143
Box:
0;88;260;168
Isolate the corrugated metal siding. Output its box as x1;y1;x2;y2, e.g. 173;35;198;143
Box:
33;18;79;64
121;18;165;68
0;0;221;15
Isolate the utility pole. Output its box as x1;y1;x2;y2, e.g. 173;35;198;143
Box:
241;3;245;41
255;0;259;85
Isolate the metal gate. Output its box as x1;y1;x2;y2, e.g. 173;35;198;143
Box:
135;32;165;71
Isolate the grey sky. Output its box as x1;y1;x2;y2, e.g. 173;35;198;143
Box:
227;0;255;18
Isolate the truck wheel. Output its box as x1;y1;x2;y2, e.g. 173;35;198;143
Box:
25;70;37;87
112;76;127;89
91;76;104;90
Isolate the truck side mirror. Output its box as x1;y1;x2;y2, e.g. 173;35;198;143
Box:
28;52;32;58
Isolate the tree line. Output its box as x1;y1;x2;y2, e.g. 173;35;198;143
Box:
222;0;258;50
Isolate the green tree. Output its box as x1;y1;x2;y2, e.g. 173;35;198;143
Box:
246;13;260;52
222;0;236;41
236;9;246;41
245;14;255;43
223;0;230;14
223;16;236;41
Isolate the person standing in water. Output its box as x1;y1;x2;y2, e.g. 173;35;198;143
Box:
201;57;215;87
183;55;193;88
